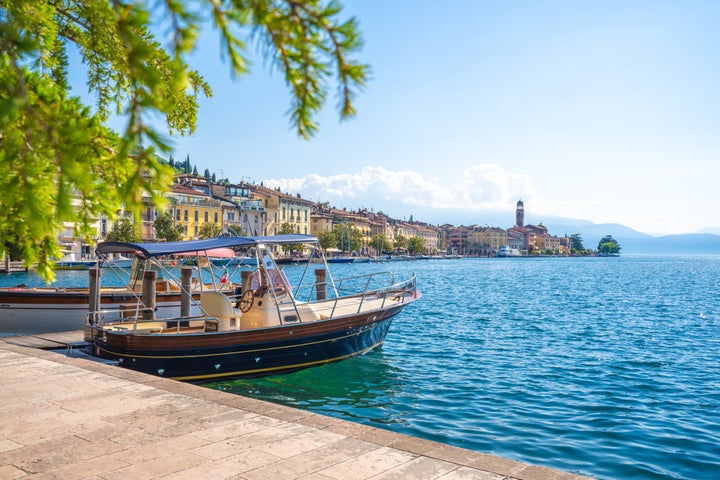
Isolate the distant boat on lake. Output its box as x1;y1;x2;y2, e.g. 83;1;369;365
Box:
497;245;521;257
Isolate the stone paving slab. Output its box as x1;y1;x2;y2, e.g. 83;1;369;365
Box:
0;342;594;480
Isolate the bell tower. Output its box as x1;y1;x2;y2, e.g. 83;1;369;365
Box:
515;199;524;227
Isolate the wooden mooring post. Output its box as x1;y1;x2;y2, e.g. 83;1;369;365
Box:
180;267;193;317
85;267;101;342
315;268;327;300
141;270;157;320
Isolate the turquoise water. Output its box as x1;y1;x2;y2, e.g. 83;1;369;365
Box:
3;256;719;479
208;256;720;480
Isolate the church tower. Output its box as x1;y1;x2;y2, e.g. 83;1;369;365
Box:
515;199;524;227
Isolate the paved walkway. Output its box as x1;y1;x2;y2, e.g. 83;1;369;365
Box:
0;342;592;480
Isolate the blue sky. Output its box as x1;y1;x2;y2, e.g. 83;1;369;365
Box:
117;1;720;234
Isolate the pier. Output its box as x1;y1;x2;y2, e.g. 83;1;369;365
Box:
0;337;592;479
1;258;29;273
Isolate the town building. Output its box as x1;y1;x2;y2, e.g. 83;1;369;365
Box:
209;182;266;236
249;185;313;236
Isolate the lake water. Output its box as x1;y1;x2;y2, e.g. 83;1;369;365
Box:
3;256;719;479
210;256;720;480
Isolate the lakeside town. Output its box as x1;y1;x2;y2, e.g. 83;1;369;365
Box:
3;162;619;268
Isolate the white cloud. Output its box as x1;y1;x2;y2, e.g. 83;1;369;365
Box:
263;164;538;214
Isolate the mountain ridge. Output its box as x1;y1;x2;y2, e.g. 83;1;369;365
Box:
542;219;720;254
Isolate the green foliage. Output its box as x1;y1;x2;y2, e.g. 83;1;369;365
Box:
332;222;362;252
227;225;246;237
154;211;184;242
317;230;337;251
198;222;222;239
393;234;408;252
105;218;141;243
570;233;584;251
597;235;621;254
277;222;302;253
407;236;426;255
370;233;392;253
0;0;367;281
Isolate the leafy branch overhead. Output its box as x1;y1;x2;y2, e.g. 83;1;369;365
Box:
0;0;368;281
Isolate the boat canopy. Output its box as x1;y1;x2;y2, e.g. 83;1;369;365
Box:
96;235;318;258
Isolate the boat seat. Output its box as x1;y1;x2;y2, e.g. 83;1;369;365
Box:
200;291;242;331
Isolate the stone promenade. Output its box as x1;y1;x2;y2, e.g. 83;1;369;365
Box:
0;342;592;480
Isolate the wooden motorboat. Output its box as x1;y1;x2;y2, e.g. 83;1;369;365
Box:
88;235;420;382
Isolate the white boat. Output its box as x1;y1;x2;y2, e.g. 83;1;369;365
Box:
0;258;236;335
497;245;521;257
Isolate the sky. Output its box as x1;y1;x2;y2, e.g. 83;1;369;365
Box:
119;1;720;235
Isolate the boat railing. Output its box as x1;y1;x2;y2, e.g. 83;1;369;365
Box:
281;273;416;321
92;310;219;334
293;271;396;304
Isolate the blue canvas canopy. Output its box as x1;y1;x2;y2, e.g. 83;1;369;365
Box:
96;235;318;258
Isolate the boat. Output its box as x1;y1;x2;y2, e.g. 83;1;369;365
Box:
325;255;356;263
53;252;97;270
0;258;236;335
87;234;420;382
497;245;521;257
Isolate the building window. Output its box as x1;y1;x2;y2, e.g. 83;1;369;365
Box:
204;211;209;222
194;225;198;237
176;209;180;221
184;210;188;221
214;212;218;223
194;211;199;222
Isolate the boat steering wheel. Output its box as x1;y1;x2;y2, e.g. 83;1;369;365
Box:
239;290;254;312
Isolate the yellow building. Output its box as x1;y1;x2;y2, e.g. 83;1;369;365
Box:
167;184;223;240
473;227;508;255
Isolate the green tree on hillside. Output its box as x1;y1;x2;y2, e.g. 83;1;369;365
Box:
1;0;367;281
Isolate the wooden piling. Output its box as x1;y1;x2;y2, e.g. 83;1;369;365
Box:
142;270;157;320
315;268;327;300
85;267;101;342
180;267;193;317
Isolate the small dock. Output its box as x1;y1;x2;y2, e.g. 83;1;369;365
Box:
1;330;87;350
1;259;30;273
0;338;593;480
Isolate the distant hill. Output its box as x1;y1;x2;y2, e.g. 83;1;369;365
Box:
543;218;651;247
543;218;720;254
618;234;720;254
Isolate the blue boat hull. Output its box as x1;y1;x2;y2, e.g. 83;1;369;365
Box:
93;305;404;383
